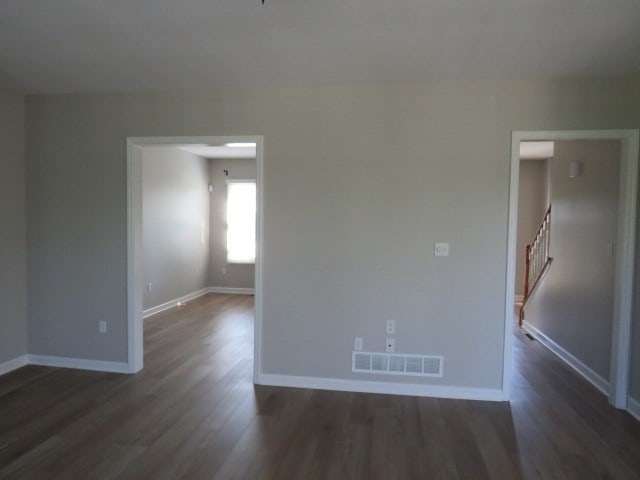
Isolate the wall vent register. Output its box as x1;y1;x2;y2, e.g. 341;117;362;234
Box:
352;351;443;377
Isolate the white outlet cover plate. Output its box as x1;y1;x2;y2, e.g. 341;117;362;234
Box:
386;320;396;335
434;242;449;256
385;337;395;353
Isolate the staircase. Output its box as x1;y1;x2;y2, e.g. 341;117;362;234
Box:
519;205;552;325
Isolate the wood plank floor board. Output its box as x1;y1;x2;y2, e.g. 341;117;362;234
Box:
0;366;52;399
468;413;521;479
509;401;575;480
174;391;259;479
439;400;493;480
516;393;607;479
0;373;120;468
1;294;639;479
416;398;461;480
0;436;67;479
209;415;279;480
514;329;640;477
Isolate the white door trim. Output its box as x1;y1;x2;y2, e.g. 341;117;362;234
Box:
503;130;639;408
126;136;265;382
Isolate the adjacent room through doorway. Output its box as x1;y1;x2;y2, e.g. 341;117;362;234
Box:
127;136;264;378
505;130;638;409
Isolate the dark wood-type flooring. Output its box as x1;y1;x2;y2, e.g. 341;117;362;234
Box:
1;294;639;479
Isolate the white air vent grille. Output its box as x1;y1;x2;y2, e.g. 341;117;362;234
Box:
354;353;371;371
371;354;387;371
352;351;443;377
423;357;442;375
405;356;422;374
389;355;405;372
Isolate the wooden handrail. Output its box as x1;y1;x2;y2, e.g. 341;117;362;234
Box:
519;205;552;325
534;205;552;244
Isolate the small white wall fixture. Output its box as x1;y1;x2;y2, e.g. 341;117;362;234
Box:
127;136;264;380
504;130;639;409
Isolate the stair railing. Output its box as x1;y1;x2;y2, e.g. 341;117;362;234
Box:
520;205;552;325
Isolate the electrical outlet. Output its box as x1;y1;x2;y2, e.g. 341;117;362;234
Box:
147;283;152;292
386;320;396;335
99;321;107;334
385;337;395;353
354;337;363;351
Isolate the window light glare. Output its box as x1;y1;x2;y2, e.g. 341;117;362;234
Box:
226;182;256;263
225;142;256;148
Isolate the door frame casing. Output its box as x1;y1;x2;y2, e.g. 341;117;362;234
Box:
126;136;265;381
503;130;639;408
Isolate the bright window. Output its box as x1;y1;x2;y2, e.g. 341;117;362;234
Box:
226;181;256;263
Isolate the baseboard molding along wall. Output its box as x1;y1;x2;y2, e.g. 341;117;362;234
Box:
28;354;130;373
0;353;130;377
0;354;29;376
257;373;503;402
143;286;254;319
143;287;210;318
627;396;640;422
208;286;255;295
522;321;610;396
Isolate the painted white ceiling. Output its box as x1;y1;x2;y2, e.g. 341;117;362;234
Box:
1;1;639;94
178;145;256;159
142;144;255;159
520;141;554;159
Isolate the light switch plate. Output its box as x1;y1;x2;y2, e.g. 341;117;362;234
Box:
434;242;449;256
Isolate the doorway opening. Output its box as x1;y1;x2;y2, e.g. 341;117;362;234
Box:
503;130;639;409
126;136;264;382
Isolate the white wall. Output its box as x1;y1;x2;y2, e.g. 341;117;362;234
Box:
209;157;256;290
24;80;640;396
515;159;548;297
142;147;210;310
0;87;27;365
524;140;620;382
633;212;640;400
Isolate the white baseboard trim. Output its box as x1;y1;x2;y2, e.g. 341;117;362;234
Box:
0;353;130;377
0;354;29;376
256;373;503;402
143;287;210;318
143;287;254;318
522;321;609;396
208;287;255;295
627;396;640;422
28;354;130;374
